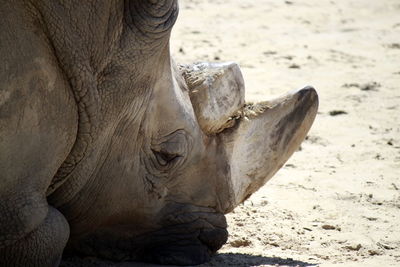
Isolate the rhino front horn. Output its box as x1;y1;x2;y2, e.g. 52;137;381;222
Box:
222;86;318;212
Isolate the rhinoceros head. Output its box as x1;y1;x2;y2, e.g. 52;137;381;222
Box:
46;2;318;265
66;61;317;265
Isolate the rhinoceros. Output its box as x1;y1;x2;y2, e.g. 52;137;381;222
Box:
0;1;318;266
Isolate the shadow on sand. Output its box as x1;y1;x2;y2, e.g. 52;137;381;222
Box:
201;253;318;266
61;253;318;267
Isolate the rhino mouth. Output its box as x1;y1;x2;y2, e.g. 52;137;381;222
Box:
139;203;228;265
140;215;228;265
67;204;228;266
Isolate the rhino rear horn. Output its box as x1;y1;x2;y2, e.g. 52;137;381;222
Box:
181;62;245;134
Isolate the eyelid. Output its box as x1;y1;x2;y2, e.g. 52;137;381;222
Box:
151;130;187;155
150;129;189;170
151;149;180;166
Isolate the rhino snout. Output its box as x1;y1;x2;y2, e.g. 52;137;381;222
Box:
141;204;228;265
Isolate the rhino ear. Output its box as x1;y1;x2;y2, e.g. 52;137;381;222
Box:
126;0;178;39
180;62;245;134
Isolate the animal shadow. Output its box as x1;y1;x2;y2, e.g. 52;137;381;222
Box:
201;253;318;267
61;253;318;267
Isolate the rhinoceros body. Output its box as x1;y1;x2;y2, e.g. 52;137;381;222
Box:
0;1;318;266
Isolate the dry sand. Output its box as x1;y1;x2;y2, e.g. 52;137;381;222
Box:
170;0;400;266
62;0;400;266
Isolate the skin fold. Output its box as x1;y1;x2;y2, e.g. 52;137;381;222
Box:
0;0;318;266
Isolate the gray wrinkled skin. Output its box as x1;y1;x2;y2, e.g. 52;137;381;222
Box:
0;1;318;266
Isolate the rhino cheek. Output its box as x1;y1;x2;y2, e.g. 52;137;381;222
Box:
223;87;318;209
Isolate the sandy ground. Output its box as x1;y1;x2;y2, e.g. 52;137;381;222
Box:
61;0;400;266
170;0;400;266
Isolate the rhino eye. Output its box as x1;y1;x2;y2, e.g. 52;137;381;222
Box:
150;130;189;170
152;149;180;166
